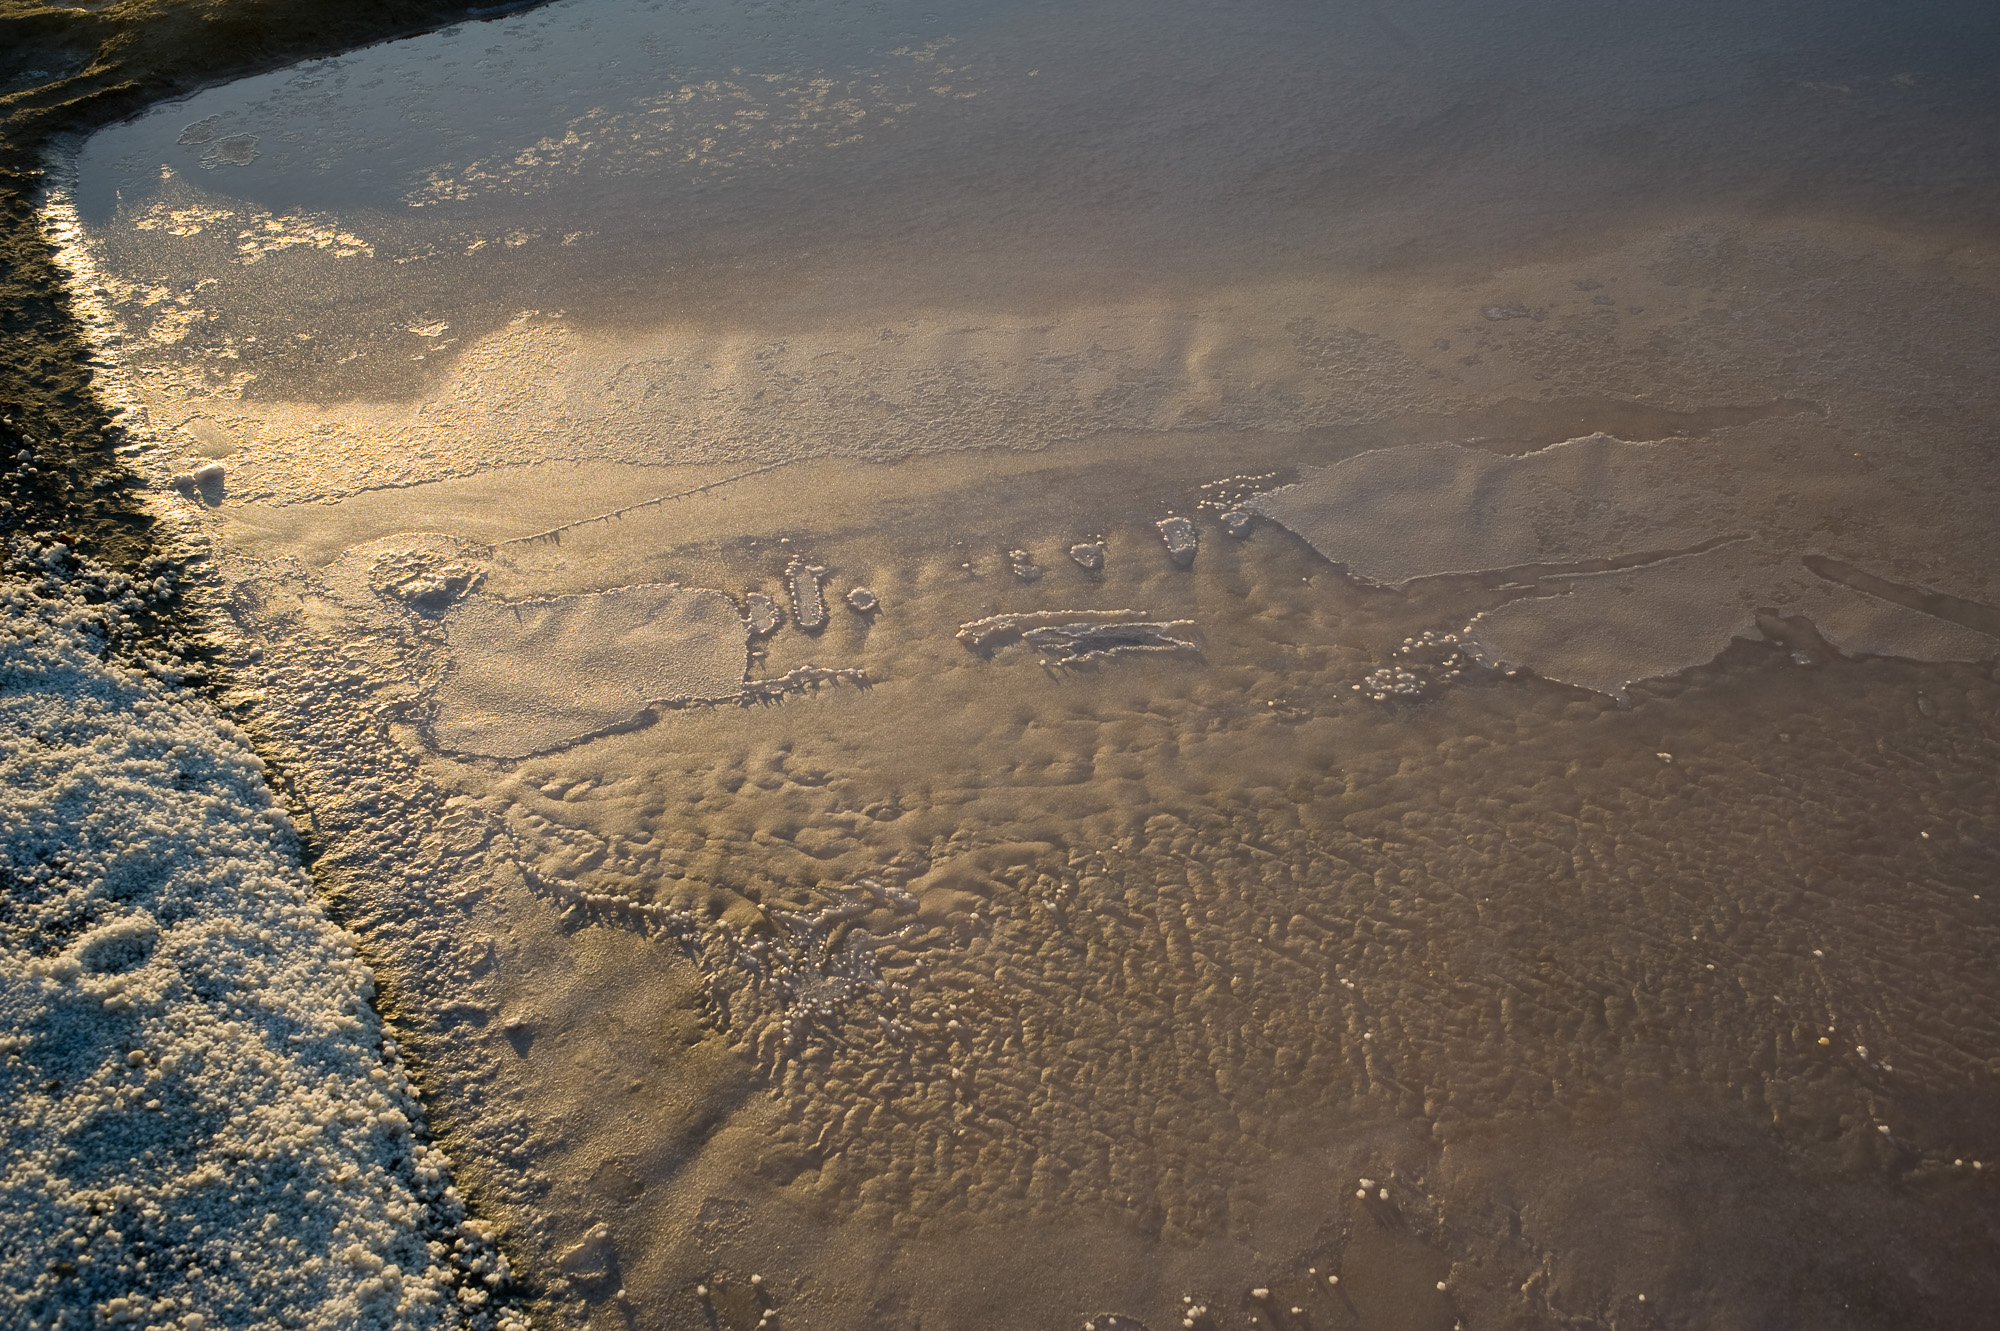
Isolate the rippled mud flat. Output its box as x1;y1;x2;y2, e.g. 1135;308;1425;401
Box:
38;0;2000;1327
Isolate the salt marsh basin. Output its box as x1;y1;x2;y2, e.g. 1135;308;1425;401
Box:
35;0;2000;1328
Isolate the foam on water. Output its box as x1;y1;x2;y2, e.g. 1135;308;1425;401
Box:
956;609;1198;664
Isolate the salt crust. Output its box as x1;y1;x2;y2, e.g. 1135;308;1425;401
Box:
1249;437;1999;696
1467;541;2000;700
434;583;750;759
0;539;518;1331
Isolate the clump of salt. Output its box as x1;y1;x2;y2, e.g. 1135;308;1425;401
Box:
1156;516;1198;567
743;592;784;634
787;558;829;631
1069;540;1105;571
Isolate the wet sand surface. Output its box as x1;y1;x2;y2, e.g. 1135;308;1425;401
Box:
37;0;2000;1327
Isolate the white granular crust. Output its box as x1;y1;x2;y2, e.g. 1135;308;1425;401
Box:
0;551;509;1331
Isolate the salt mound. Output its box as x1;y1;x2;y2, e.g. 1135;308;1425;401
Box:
1068;541;1105;571
433;583;748;757
1156;516;1198;567
1467;542;2000;699
786;559;829;632
957;610;1197;663
742;592;784;635
0;540;511;1331
1246;435;1733;585
320;532;490;617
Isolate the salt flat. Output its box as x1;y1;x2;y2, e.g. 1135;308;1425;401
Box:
40;0;2000;1327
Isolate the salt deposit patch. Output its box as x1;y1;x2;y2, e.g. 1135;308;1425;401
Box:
1156;515;1199;568
957;610;1198;664
434;585;748;758
320;532;489;619
1464;546;1765;699
1245;434;1735;585
786;559;830;633
1069;540;1106;571
0;540;512;1331
1467;543;2000;699
1253;434;2000;696
742;592;784;635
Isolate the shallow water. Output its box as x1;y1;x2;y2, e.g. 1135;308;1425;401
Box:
40;0;2000;1327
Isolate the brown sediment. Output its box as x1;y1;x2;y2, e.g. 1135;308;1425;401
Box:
191;412;2000;1329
